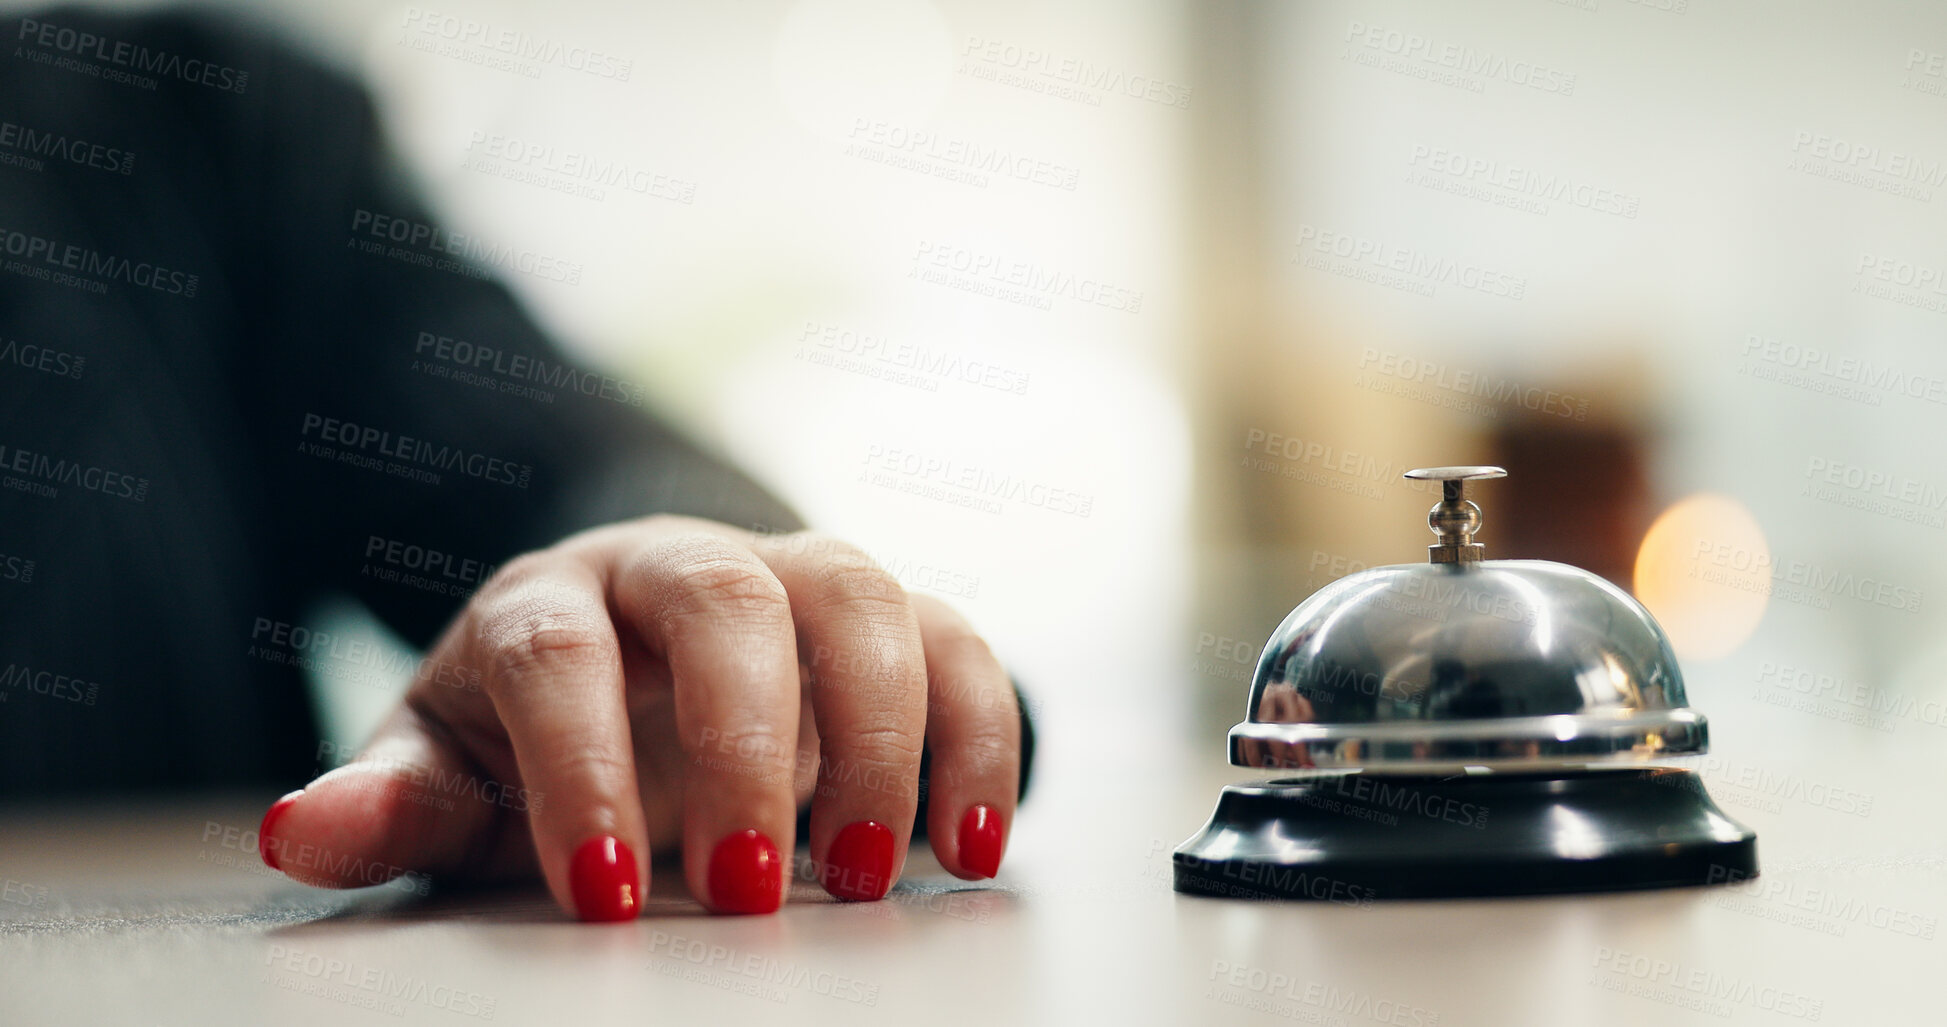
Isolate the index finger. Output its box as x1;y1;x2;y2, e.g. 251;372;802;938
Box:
465;552;647;922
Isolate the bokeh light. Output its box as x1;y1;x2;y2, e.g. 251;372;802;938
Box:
1633;493;1770;661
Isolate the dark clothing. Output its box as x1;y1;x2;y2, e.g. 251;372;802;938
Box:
0;8;808;797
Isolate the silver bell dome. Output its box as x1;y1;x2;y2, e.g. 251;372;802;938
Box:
1229;466;1707;771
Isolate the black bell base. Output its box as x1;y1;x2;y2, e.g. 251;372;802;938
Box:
1173;768;1758;901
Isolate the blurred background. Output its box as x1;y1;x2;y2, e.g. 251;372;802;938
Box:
21;0;1946;855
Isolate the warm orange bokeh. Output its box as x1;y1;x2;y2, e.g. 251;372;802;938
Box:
1633;493;1770;661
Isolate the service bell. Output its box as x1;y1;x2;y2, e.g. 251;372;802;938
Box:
1174;467;1758;900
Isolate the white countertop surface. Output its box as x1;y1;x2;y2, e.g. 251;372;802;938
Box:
2;666;1937;1027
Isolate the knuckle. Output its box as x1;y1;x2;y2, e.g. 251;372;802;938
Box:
946;725;1018;779
831;721;926;772
476;590;613;690
537;746;634;790
809;558;911;622
651;546;790;633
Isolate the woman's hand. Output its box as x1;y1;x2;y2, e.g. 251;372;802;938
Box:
256;515;1019;920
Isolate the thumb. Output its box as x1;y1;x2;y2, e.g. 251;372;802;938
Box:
259;703;529;891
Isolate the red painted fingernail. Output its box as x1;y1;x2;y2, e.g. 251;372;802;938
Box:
709;829;783;914
258;790;302;871
570;836;640;922
825;820;896;902
959;804;1005;879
